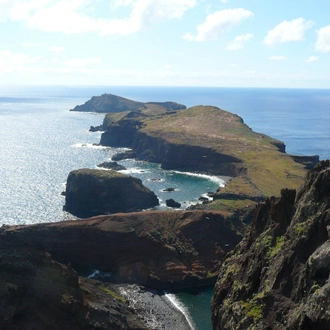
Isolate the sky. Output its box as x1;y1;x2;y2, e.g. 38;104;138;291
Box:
0;0;330;88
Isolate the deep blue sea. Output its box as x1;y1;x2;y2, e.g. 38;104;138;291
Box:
1;85;329;330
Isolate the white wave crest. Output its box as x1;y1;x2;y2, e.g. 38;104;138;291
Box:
72;143;109;149
164;292;197;330
120;168;149;174
172;170;228;187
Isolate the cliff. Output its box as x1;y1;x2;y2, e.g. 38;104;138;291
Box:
0;236;147;329
1;210;245;290
99;106;319;214
65;168;159;217
70;93;186;114
211;160;330;330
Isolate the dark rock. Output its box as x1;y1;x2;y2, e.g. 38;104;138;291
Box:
163;187;175;192
1;210;246;290
166;199;181;208
65;168;159;217
211;160;330;330
89;125;102;132
97;161;126;171
0;243;147;330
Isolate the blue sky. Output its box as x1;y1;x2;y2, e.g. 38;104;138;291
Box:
1;0;330;87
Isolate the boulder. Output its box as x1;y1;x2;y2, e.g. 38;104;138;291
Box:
65;168;159;217
166;198;181;208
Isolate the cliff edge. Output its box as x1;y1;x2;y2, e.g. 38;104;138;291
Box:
211;160;330;330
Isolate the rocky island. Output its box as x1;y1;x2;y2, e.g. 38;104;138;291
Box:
65;168;159;217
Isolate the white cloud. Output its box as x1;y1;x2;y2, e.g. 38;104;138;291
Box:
315;26;330;53
269;55;287;60
22;42;47;47
220;0;228;3
0;0;196;36
306;56;318;63
184;8;253;42
65;57;102;67
0;50;41;74
226;33;253;50
48;45;65;53
263;18;314;46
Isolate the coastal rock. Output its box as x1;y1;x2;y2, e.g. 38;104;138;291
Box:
65;168;159;217
163;187;176;192
97;161;126;171
2;210;246;290
0;241;147;330
166;198;181;208
211;160;330;330
70;93;186;114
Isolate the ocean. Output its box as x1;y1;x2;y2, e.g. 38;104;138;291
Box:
1;85;329;330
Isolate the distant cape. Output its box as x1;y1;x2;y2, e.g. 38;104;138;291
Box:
70;93;186;114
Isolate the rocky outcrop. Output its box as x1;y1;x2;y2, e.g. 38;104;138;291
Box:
70;93;186;114
166;199;181;208
211;160;330;330
65;168;159;217
97;161;126;171
0;237;147;330
2;210;245;290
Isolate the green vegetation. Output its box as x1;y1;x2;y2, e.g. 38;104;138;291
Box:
207;199;256;213
139;105;307;200
99;286;127;304
260;235;285;259
241;293;265;322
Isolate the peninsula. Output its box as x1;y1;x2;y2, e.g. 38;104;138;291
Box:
86;99;318;216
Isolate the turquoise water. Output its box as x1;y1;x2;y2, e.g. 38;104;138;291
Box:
1;85;330;329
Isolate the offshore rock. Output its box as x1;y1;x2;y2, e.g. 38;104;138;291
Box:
166;198;181;208
2;210;246;290
211;160;330;330
97;161;126;171
65;168;159;217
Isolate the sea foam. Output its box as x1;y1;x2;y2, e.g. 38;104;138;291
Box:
164;292;197;330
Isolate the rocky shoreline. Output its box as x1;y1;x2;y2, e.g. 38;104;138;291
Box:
117;284;193;330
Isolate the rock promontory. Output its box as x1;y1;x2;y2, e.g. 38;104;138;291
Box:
70;93;186;114
65;168;159;217
97;105;319;215
211;160;330;330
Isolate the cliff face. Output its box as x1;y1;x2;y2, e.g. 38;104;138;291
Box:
211;160;330;330
0;236;147;330
3;210;245;290
65;168;159;217
70;93;186;114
